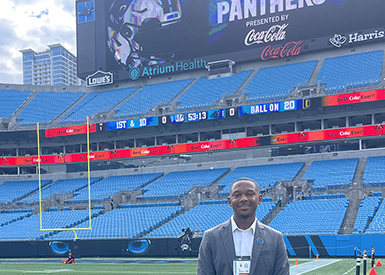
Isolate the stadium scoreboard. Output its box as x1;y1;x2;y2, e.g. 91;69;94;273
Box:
105;89;385;131
105;99;312;131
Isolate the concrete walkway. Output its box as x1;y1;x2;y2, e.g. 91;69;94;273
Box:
290;259;341;275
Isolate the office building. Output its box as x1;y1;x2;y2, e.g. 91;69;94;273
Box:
20;44;84;86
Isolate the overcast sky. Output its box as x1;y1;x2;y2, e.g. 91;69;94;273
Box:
0;0;76;84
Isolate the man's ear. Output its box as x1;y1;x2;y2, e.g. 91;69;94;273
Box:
258;194;262;204
227;196;232;206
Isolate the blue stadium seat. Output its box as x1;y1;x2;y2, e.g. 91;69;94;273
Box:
0;90;32;120
218;163;304;196
66;173;163;203
59;87;139;124
353;197;382;234
147;201;276;238
301;158;358;190
269;198;349;235
176;70;252;111
244;61;317;102
114;79;194;118
17;92;83;126
316;50;382;92
138;168;229;200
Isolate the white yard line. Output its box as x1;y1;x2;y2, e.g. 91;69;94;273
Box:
290;259;341;275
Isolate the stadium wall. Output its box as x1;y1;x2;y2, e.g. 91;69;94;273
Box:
0;234;384;258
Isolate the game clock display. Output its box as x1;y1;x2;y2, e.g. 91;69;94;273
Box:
169;109;225;124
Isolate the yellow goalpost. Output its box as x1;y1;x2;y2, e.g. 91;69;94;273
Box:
36;117;92;239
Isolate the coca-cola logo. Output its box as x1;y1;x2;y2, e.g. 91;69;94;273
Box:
201;144;210;149
261;40;304;60
349;95;360;101
245;24;288;46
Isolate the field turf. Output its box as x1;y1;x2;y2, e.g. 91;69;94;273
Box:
0;258;383;274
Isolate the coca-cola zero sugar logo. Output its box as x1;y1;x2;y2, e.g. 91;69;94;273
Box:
261;40;304;60
244;24;288;46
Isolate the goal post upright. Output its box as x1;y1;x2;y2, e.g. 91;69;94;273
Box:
37;118;93;239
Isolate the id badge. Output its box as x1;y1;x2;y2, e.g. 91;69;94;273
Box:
233;257;251;275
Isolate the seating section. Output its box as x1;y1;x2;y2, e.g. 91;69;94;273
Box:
244;61;317;102
19;177;103;205
219;163;304;196
0;209;102;241
316;50;383;92
365;198;385;234
48;206;183;240
59;87;139;124
66;173;163;203
0;90;32;120
17;92;83;126
147;200;276;238
0;180;52;205
362;156;385;186
269;198;349;235
301;158;359;190
139;168;229;200
353;197;382;234
0;210;33;227
113;79;194;118
175;70;252;111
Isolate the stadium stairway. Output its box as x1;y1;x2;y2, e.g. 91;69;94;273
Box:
264;198;287;226
292;161;312;182
307;57;324;86
203;168;233;199
50;92;88;126
142;205;186;238
166;78;198;110
338;159;369;235
8;91;37;130
234;69;259;96
103;86;143;120
352;157;368;187
339;193;361;234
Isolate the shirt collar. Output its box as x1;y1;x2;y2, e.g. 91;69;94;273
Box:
231;216;257;233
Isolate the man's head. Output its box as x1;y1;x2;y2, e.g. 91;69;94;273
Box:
228;178;262;221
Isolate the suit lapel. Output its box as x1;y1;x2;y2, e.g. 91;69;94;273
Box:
250;220;265;274
220;219;235;268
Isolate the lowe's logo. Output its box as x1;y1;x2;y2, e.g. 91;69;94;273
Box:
86;70;113;87
78;1;95;23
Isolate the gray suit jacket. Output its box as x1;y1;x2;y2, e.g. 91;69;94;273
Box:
197;219;289;275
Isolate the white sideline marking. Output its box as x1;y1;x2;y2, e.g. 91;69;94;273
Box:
341;266;356;275
290;259;341;275
24;270;73;273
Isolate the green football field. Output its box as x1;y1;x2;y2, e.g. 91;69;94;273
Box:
0;258;383;274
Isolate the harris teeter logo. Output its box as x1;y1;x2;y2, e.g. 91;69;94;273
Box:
128;59;207;81
330;30;385;48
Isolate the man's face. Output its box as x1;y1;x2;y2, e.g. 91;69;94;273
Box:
228;180;260;219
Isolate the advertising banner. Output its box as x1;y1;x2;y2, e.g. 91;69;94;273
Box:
45;124;97;138
1;137;260;166
271;124;385;145
322;89;385;107
77;0;385;81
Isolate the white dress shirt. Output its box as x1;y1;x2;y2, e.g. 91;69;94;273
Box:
231;216;257;258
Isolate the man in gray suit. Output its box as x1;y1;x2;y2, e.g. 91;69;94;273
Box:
198;178;289;275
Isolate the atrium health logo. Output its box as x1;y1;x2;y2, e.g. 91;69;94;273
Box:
78;1;95;23
129;67;141;80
